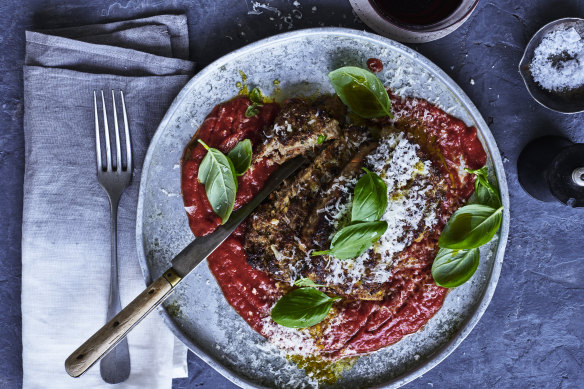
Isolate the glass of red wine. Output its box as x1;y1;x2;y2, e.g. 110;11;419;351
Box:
370;0;464;28
350;0;479;43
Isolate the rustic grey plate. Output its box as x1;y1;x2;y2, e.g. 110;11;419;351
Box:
136;28;509;389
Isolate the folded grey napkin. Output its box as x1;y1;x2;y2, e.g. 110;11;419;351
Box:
22;14;194;388
39;14;190;59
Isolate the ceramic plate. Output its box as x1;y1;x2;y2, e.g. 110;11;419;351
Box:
136;28;509;389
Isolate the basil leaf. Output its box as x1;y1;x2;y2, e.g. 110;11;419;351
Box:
245;88;264;118
434;166;503;287
328;66;392;119
245;104;260;118
432;248;480;288
466;167;501;208
271;287;340;328
227;156;238;192
312;220;388;260
249;87;263;104
438;204;503;249
197;140;237;224
466;166;488;180
227;139;253;176
352;168;388;222
294;278;324;288
317;134;327;144
475;184;499;209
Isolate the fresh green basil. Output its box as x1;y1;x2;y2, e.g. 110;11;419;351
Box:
433;165;504;288
352;168;388;222
227;139;253;176
271;287;340;328
432;248;480;288
245;104;260;118
249;87;263;104
328;66;392;119
465;167;501;208
312;220;388;260
245;87;264;117
197;140;238;224
438;204;503;249
317;134;327;144
312;168;388;260
294;278;324;288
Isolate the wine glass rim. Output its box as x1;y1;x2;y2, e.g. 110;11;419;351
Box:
368;0;480;32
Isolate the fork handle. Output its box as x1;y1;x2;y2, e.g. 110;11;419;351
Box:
106;198;123;322
100;195;130;383
65;268;182;378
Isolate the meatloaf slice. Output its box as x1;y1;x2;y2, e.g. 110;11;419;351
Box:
300;141;386;300
254;98;342;165
303;130;449;301
245;130;367;282
312;94;347;123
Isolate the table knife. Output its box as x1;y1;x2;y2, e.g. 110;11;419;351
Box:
65;155;306;378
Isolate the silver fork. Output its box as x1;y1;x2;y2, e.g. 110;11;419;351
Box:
94;90;132;384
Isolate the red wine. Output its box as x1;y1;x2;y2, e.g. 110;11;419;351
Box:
370;0;463;26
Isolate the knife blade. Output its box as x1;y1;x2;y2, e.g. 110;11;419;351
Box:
65;155;307;378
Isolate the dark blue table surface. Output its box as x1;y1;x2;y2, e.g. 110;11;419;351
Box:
2;0;583;388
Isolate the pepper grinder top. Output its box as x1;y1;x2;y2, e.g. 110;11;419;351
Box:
518;136;584;207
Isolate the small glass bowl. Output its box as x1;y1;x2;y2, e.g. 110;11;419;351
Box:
349;0;480;43
518;17;584;114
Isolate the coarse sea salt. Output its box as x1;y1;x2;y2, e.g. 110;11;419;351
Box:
530;27;584;92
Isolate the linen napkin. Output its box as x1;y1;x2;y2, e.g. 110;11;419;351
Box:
22;15;194;389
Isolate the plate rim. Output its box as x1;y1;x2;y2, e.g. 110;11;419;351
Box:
136;27;510;389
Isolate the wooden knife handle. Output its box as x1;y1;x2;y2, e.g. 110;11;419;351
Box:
65;268;182;378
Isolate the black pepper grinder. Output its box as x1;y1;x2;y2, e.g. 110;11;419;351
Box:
517;136;584;207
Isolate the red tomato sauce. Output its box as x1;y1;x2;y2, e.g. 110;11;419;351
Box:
181;96;280;236
181;93;487;359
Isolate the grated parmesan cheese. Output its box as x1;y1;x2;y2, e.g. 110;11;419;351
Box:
316;132;439;288
260;316;317;356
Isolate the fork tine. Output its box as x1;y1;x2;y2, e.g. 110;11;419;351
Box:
101;90;112;172
111;90;122;172
120;91;132;172
94;91;102;172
